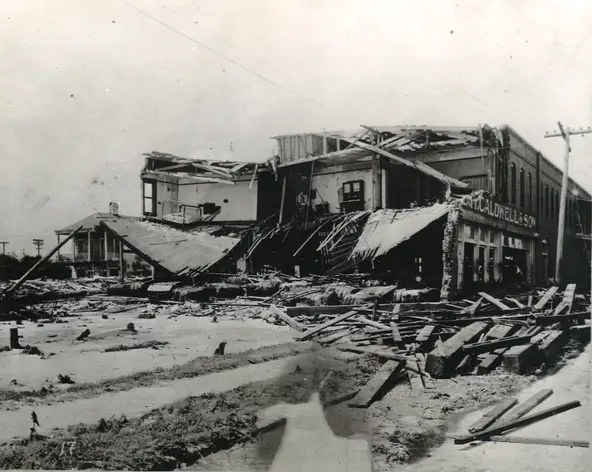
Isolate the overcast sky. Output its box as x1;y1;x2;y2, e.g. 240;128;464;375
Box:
1;0;590;255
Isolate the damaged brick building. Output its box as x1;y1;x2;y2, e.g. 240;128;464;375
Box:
56;124;592;298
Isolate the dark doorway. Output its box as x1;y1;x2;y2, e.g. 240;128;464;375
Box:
503;247;527;284
463;242;475;288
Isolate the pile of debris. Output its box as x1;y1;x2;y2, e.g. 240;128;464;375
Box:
262;284;588;392
0;278;110;304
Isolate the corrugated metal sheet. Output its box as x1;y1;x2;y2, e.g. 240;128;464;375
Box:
350;203;451;261
101;219;241;277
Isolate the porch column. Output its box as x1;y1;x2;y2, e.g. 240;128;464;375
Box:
104;232;110;276
87;231;92;262
119;240;125;283
57;234;61;259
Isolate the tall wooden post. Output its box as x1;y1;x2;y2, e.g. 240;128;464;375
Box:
87;231;92;262
119;240;125;283
544;123;592;283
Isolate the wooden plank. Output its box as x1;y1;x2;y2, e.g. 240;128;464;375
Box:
390;322;402;343
416;325;436;343
507;297;525;309
537;330;568;362
454;400;581;445
553;283;576;315
503;389;553;423
297;310;359;341
484;435;588;448
337;346;421;367
533;286;559;310
269;305;306;331
485;324;516;340
468;398;518;433
425;321;490;377
348;360;405;408
2;225;83;297
535;311;588;324
462;335;532;355
356;316;391;331
461;297;483;315
478;292;512;311
502;343;539;373
569;324;591;344
316;328;360;345
477;348;509;374
341;137;468;188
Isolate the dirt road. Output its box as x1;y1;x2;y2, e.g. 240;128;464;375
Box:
0;355;301;442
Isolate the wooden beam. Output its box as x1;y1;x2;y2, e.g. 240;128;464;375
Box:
341;137;468;188
416;325;436;343
478;292;512;311
348;360;405;408
425;321;490;377
297;310;359;341
553;283;576;315
537;330;568;362
468;398;518;433
533;286;559;310
462;335;532;355
269;305;305;331
2;225;83;297
390;322;402;343
454;400;581;444
483;435;588;448
503;389;553;423
485;324;516;340
502;343;539;373
477;348;509;374
356;316;391;331
461;297;483;315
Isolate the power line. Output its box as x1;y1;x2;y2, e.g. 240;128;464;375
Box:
32;239;44;257
122;1;286;91
544;122;592;283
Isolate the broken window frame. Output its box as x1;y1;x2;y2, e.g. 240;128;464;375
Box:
143;179;157;216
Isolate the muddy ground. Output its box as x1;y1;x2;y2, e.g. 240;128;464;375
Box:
0;339;559;470
0;295;588;470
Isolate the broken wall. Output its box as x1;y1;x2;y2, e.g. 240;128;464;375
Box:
310;162;373;214
174;177;259;222
440;200;461;300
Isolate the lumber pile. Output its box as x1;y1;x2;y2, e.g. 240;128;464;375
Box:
452;389;587;448
280;285;590;380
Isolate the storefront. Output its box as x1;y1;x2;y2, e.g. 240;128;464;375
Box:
456;194;537;290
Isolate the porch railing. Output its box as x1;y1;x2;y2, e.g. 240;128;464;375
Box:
162;200;203;224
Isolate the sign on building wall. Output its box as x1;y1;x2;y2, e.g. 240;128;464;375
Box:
461;194;536;229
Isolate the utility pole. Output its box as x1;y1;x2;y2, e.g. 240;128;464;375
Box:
32;239;44;257
0;241;8;256
544;122;592;284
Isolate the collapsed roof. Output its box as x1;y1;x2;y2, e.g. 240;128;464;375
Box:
142;151;278;185
101;218;242;278
350;203;452;262
274;125;500;190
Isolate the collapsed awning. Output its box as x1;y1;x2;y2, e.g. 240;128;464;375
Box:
350;203;451;261
101;219;241;278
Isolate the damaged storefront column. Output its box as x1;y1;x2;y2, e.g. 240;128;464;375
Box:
440;199;461;301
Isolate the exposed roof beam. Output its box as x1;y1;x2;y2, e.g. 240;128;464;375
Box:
340;137;468;188
143;170;235;185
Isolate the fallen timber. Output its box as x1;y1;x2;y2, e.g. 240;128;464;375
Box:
454;400;582;445
282;284;588;382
